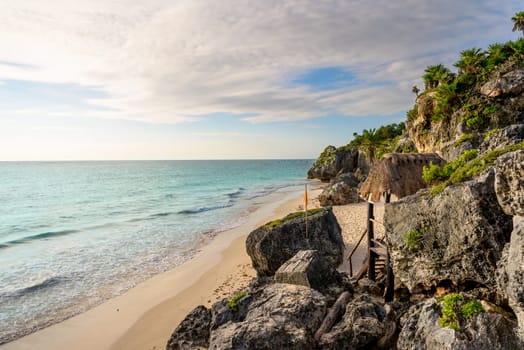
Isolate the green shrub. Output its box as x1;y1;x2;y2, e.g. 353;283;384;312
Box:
438;294;485;331
461;300;485;319
264;208;324;230
438;293;464;331
403;228;427;250
228;291;247;313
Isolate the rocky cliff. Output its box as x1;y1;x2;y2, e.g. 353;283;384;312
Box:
407;65;524;161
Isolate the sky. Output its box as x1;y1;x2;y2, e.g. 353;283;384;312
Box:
0;0;522;160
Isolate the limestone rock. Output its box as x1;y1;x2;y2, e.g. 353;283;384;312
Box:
317;294;387;349
166;305;211;350
385;169;512;293
275;250;336;291
497;216;524;341
308;145;370;182
393;136;418;153
398;298;522;350
318;173;360;206
494;150;524;216
246;207;344;277
209;283;326;350
480;124;524;156
481;70;524;97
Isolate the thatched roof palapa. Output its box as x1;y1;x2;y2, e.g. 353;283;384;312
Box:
359;153;446;202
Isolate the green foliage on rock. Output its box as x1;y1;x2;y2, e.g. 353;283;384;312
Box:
423;149;478;185
438;293;464;331
455;133;474;146
426;141;524;195
228;291;247;313
437;294;485;331
263;208;324;230
461;300;485;319
403;227;427;251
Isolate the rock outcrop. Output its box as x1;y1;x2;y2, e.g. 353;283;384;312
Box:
307;145;370;182
481;70;524;97
275;250;336;291
398;298;522;350
479;124;524;157
497;216;524;341
317;294;389;349
318;173;360;206
208;283;327;350
166;305;211;350
246;208;344;277
385;169;512;294
494;150;524;216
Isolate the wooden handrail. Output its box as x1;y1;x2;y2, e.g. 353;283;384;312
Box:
348;228;367;276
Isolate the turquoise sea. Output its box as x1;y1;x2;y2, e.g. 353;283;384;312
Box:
0;160;313;344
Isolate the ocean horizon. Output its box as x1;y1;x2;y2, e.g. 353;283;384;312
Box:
0;159;313;344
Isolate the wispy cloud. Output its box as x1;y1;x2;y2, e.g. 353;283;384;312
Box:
0;0;520;124
192;131;247;137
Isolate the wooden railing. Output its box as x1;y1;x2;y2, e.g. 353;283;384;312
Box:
347;193;394;302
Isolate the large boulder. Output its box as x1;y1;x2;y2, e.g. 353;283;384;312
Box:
209;283;327;350
246;207;344;277
398;298;522;350
385;169;512;294
481;70;524;97
493;150;524;216
275;250;336;291
318;173;360;206
317;294;388;349
497;216;524;341
308;145;370;182
166;305;211;350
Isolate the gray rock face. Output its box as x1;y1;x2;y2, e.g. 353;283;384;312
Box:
209;283;326;350
318;173;360;206
246;207;344;277
317;294;387;350
481;70;524;97
385;169;512;293
497;216;524;341
479;124;524;157
275;250;336;291
307;145;370;182
494;150;524;216
398;298;522;350
166;305;211;350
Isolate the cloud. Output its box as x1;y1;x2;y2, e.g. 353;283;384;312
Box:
0;0;521;123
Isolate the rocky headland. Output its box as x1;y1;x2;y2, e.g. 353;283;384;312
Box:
166;22;524;350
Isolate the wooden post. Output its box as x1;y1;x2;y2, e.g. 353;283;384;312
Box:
367;201;375;281
384;250;394;302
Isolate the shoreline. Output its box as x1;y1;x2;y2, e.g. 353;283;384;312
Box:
2;183;323;350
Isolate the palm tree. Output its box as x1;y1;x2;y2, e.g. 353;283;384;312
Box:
512;11;524;37
423;64;453;90
486;43;509;70
454;48;485;74
508;38;524;59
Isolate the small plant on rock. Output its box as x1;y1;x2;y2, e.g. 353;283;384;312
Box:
228;291;247;313
438;293;464;331
403;228;427;251
461;300;485;319
438;293;485;331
